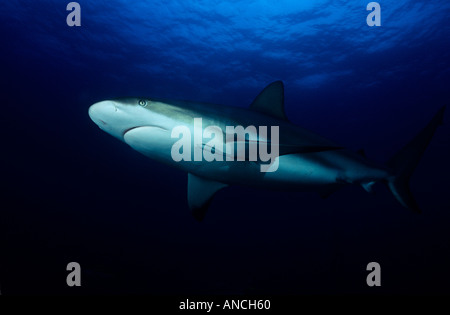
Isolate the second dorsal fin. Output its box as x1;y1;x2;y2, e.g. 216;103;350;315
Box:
250;81;288;121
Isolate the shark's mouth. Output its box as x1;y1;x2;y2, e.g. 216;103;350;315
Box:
123;125;168;137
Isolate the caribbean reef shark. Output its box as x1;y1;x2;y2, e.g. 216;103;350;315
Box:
88;81;445;221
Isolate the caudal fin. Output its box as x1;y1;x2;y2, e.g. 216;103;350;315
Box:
385;106;446;213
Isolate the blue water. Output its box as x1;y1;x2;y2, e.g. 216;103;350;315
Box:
1;0;450;294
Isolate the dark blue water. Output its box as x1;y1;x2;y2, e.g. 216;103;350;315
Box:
1;0;450;295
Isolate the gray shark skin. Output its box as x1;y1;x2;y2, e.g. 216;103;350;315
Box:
88;81;446;221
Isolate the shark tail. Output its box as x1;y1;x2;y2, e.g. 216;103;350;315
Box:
385;106;446;213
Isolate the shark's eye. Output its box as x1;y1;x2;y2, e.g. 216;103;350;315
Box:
138;99;148;107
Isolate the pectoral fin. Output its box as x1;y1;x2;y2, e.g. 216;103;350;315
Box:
187;173;228;221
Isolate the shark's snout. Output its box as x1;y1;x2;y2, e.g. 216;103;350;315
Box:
89;100;142;141
88;100;117;127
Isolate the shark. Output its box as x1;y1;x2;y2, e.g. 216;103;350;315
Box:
88;81;445;221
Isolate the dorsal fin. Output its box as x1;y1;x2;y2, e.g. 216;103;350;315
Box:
187;173;228;221
250;81;288;121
